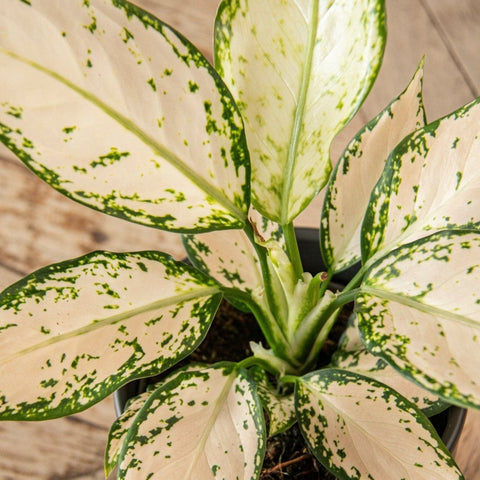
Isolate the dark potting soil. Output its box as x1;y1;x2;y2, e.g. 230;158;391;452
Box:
185;299;339;480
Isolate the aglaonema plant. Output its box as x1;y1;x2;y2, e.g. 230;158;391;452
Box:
0;0;479;478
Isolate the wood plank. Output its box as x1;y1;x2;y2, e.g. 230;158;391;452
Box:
0;159;184;276
359;0;479;124
456;410;480;479
0;405;114;480
135;0;221;63
420;0;480;99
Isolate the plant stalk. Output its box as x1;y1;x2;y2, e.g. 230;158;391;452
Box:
283;222;304;278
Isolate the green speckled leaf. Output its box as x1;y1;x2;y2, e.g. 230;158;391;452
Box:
332;316;444;415
105;389;150;476
117;363;266;480
357;230;480;409
296;368;464;480
182;211;283;295
0;251;222;419
215;0;385;223
321;62;425;272
0;0;249;233
250;366;296;436
362;96;480;262
105;364;202;476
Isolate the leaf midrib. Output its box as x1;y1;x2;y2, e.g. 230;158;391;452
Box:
0;47;246;223
360;285;480;330
301;377;435;475
0;286;220;366
184;369;236;479
280;0;319;225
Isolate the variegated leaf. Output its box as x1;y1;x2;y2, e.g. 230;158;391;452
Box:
117;363;266;480
182;211;282;294
215;0;386;224
0;251;222;419
362;96;480;262
106;388;150;476
250;366;296;436
0;0;249;233
296;368;464;480
321;62;426;272
336;313;365;353
357;230;480;409
183;228;262;292
332;318;443;414
105;364;203;476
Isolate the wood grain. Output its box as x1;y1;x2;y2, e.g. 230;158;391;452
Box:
1;1;480;478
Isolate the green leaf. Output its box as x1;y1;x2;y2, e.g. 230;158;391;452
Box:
332;315;444;415
215;0;386;224
117;363;266;480
105;364;202;476
0;251;222;419
0;0;249;233
183;229;263;293
296;368;464;480
321;61;426;272
105;388;150;477
362;96;480;262
250;366;296;436
183;210;282;291
357;230;480;409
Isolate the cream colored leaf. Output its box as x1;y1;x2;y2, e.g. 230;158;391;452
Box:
0;251;221;419
322;62;426;272
297;368;464;479
0;0;249;233
357;230;480;409
362;96;480;262
333;318;443;414
117;363;266;480
215;0;385;223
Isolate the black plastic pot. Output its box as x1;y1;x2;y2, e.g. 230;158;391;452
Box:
114;227;466;452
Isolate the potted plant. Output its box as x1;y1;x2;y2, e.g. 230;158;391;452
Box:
0;0;478;479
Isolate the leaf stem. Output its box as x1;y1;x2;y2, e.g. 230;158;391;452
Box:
243;221;279;315
279;374;299;386
341;265;367;293
283;222;304;278
221;286;287;351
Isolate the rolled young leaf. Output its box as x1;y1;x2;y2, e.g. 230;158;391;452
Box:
357;230;480;409
215;0;386;224
0;0;249;233
0;251;222;419
117;363;266;480
362;96;480;263
321;61;426;272
296;368;464;480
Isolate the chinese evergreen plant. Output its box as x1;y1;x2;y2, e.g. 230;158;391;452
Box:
0;0;479;479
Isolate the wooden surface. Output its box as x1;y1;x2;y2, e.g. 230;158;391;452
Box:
1;1;480;478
